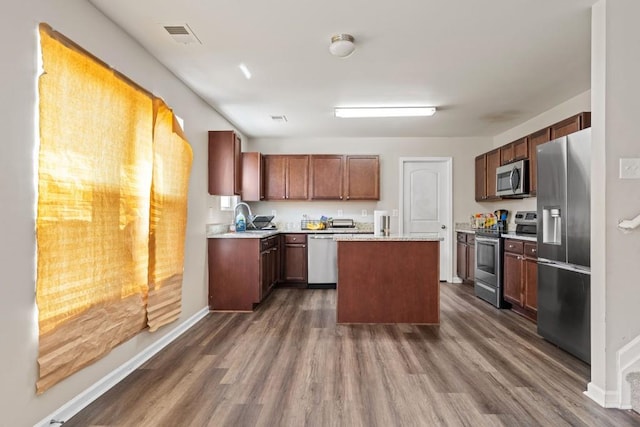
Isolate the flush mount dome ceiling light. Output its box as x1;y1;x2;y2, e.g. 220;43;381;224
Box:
329;34;355;58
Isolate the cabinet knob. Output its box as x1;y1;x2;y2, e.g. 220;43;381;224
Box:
346;196;350;200
283;196;286;199
340;196;343;200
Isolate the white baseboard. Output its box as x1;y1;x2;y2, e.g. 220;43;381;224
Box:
451;276;463;284
585;382;622;408
34;307;209;427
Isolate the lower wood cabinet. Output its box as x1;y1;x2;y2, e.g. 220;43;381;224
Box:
208;236;279;311
282;234;307;284
456;232;475;284
503;239;537;322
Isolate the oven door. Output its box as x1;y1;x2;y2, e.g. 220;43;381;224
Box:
475;236;501;286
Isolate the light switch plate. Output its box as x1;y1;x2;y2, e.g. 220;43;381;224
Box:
337;209;343;217
620;158;640;179
361;209;368;217
392;209;399;217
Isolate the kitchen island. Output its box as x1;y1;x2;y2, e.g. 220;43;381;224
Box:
335;235;442;324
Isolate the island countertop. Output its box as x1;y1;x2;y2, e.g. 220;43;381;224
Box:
334;234;443;242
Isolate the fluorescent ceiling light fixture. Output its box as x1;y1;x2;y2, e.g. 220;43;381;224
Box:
334;107;436;118
239;63;252;79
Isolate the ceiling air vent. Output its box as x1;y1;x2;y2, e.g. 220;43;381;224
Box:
271;115;288;123
163;24;201;45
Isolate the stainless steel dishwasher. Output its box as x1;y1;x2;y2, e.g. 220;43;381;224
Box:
307;234;337;288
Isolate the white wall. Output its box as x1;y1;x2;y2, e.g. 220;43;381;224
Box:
589;0;640;406
0;1;237;425
244;137;494;230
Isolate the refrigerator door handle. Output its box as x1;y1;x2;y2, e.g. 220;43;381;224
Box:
538;258;591;274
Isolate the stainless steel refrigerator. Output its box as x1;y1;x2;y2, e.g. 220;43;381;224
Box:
536;127;591;364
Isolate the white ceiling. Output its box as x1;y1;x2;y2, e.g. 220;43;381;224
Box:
90;0;596;139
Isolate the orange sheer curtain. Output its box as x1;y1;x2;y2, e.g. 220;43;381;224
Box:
147;99;192;331
36;24;191;393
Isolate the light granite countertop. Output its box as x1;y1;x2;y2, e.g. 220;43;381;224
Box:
501;232;537;242
207;228;374;239
335;234;443;242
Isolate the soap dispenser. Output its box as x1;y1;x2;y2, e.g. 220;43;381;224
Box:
235;211;246;232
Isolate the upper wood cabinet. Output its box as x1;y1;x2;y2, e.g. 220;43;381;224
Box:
501;137;529;165
345;155;380;200
264;155;309;200
241;152;264;202
473;112;590;202
475;155;487;201
551;112;591;139
485;149;501;200
208;130;242;196
309;154;380;201
527;127;552;196
310;155;344;200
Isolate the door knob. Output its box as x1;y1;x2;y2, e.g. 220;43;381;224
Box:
441;225;446;229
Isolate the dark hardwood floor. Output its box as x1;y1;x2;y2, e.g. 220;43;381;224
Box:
66;283;640;426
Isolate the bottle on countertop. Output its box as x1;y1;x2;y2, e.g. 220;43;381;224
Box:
235;211;246;232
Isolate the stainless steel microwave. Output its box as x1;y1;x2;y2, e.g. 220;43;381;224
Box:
496;159;529;197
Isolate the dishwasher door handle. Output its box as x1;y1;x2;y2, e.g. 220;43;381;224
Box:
309;235;335;239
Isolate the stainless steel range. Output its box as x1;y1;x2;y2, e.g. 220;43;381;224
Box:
474;211;537;308
474;226;507;308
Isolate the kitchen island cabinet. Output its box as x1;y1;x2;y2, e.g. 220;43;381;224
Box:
336;235;441;324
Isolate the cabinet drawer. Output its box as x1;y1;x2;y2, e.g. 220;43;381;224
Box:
284;234;306;244
524;242;537;258
457;233;467;243
504;239;524;254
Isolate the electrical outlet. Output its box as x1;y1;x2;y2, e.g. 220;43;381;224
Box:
392;209;399;217
620;158;640;179
337;209;343;217
271;210;277;217
361;209;368;217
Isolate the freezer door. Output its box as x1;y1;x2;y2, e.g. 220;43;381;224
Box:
537;137;568;263
566;128;591;268
537;260;590;363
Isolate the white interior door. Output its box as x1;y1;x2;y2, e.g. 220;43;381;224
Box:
400;158;452;282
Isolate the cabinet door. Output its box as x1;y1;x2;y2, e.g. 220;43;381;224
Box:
528;128;551;196
208;130;242;196
551;112;590;139
456;241;467;281
524;257;537;313
475;155;487;201
233;133;242;195
345;155;380;200
310;155;344;200
264;155;287;200
501;143;515;165
467;243;475;282
283;244;307;282
513;137;529;161
486;149;501;200
286;155;309;200
242;152;263;201
503;252;523;306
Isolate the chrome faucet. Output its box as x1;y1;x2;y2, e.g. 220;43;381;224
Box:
233;202;254;228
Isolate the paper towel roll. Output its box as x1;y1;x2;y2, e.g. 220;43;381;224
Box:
374;210;390;236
